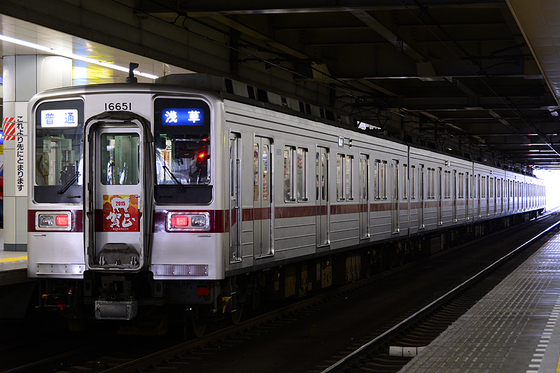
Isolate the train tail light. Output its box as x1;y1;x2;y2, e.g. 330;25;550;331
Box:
36;212;72;231
167;212;210;231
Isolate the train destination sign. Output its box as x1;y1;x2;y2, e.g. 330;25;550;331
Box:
162;108;204;126
40;109;79;127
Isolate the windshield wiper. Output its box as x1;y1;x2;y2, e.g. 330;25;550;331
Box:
57;171;80;194
163;165;186;192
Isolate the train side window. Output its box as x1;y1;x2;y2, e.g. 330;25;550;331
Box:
374;159;380;200
458;172;464;198
403;164;408;200
254;143;259;202
321;152;327;201
336;154;344;201
427;168;435;199
497;178;501;198
410;165;416;200
345;155;354;200
284;146;295;202
444;170;451;199
262;144;269;202
452;170;457;199
381;161;387;199
374;160;388;200
297;148;308;201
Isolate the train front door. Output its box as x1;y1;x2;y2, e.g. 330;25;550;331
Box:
316;147;330;248
84;116;153;271
253;136;273;258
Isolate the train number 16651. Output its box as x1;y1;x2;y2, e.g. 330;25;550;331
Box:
104;102;132;111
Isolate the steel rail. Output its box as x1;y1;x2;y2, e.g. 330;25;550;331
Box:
320;216;560;373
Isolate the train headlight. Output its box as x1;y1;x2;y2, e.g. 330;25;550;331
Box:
167;212;210;232
36;211;72;231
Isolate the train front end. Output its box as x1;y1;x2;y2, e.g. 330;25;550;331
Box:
27;84;224;322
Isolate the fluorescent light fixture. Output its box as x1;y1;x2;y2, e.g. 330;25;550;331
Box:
0;34;159;80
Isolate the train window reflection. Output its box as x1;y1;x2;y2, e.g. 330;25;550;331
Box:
36;133;83;187
155;136;210;185
101;133;139;185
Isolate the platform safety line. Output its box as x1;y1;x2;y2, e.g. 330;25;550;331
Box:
0;256;27;263
557;320;560;373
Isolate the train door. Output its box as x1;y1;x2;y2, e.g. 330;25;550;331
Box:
316;147;330;248
477;175;481;218
359;154;370;239
419;164;425;229
465;172;471;221
437;167;442;225
391;159;400;233
253;136;273;258
452;170;457;223
84;116;153;271
229;133;242;262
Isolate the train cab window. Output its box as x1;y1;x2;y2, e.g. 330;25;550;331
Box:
154;98;211;204
34;99;84;203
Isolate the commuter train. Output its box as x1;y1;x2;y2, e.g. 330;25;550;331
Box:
27;73;545;334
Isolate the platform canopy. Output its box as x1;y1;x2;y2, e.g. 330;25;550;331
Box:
1;0;560;170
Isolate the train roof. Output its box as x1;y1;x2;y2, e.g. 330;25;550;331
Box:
28;74;538;178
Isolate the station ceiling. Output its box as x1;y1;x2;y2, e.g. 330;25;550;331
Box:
1;0;560;170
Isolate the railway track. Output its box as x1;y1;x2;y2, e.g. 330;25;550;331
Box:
319;213;560;373
4;213;559;373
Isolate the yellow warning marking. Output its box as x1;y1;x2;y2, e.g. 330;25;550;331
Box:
0;256;27;263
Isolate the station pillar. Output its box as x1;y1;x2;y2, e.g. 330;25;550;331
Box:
2;55;72;251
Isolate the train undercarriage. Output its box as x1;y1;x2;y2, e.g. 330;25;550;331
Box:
36;209;542;337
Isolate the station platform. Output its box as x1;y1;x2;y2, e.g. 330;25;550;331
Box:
0;231;28;287
399;229;560;373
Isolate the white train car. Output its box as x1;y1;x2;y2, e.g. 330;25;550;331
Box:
26;73;545;333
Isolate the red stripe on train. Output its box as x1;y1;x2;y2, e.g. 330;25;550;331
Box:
29;201;498;234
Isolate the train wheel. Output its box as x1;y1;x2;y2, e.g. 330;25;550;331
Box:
229;303;243;325
184;307;206;339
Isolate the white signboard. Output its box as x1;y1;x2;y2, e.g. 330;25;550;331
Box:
15;115;27;196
